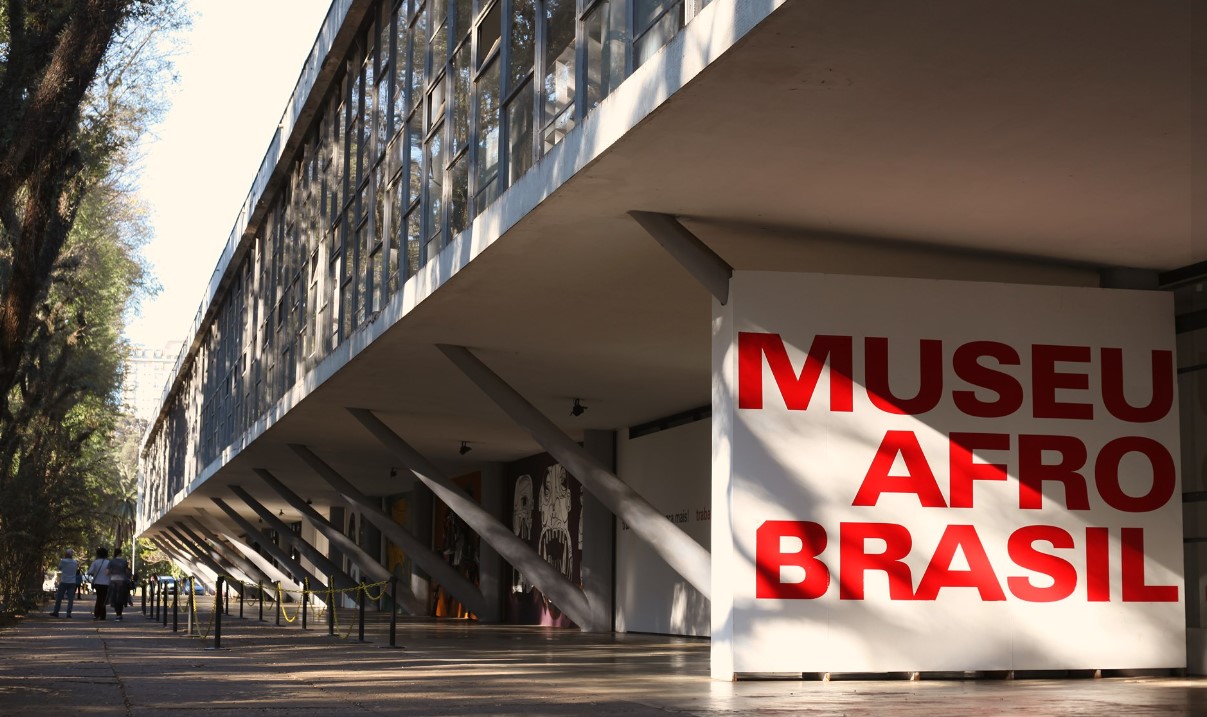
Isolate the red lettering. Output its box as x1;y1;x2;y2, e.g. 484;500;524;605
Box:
738;333;852;411
952;341;1023;418
1017;434;1090;510
853;431;947;508
1086;527;1110;602
756;521;830;599
1006;526;1076;602
865;338;944;415
1094;436;1175;512
1120;527;1178;602
1101;348;1174;423
949;432;1009;508
1032;345;1093;420
839;522;914;600
915;525;1005;601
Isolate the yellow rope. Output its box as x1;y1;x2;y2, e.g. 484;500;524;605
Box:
360;581;387;601
277;584;300;624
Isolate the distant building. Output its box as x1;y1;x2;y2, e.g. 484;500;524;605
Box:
121;342;184;422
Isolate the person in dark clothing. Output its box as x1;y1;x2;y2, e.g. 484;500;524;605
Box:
107;548;130;621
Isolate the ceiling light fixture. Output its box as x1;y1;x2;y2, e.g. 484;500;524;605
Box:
278;509;284;517
459;441;472;456
571;398;587;417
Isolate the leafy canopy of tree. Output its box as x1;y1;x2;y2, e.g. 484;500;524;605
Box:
0;0;186;611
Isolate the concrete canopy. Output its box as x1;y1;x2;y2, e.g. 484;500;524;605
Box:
145;0;1199;541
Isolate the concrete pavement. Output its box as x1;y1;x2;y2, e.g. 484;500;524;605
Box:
1;602;1205;716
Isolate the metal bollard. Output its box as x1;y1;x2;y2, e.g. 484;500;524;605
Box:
224;580;230;615
162;581;169;627
389;576;398;648
327;576;335;637
302;578;309;630
275;581;281;627
214;576;224;649
357;581;366;642
258;581;264;622
238;581;245;619
141;581;147;616
149;580;156;619
187;577;195;635
172;581;179;633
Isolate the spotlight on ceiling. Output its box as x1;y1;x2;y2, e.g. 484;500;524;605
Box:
571;398;587;417
459;441;472;456
389;467;399;477
278;509;284;517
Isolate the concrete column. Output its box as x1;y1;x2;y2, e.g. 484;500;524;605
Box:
228;486;362;596
348;408;596;630
435;345;711;600
288;445;489;619
210;497;326;594
477;462;506;622
581;430;616;631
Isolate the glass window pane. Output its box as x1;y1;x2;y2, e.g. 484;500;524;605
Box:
635;2;684;67
636;0;676;32
428;75;446;129
406;209;421;277
476;58;501;205
454;0;472;39
407;114;423;206
477;2;501;69
410;11;428;111
542;0;575;151
388;180;401;294
451;43;471;153
506;81;533;186
586;0;626;109
368;246;383;314
394;11;411;130
425;127;444;243
449;154;468;235
508;0;535;95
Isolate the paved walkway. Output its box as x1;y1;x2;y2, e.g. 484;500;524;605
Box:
1;602;1205;716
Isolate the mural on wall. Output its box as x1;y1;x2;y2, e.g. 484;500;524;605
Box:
506;454;584;627
432;472;481;619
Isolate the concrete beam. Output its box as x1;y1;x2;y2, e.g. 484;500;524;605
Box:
210;496;330;594
436;344;712;600
177;520;274;588
348;408;597;630
227;486;363;597
253;468;418;614
167;525;249;585
629;211;733;305
287;445;488;619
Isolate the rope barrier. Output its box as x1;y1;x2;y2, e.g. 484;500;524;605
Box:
276;584;301;624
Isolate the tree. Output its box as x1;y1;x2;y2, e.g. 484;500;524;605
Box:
0;0;184;610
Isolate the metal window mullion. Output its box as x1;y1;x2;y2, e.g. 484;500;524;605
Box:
533;0;546;158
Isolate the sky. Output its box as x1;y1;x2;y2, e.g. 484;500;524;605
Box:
125;0;334;349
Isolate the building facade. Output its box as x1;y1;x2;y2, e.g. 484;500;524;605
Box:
137;0;1203;678
122;342;186;423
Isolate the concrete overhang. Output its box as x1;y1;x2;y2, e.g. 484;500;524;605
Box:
147;0;1201;531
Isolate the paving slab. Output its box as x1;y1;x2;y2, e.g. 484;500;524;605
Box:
1;603;1205;716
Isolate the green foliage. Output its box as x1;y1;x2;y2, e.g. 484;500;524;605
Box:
0;0;188;612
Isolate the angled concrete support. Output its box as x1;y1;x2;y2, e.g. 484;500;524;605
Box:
436;344;712;600
210;497;325;594
155;534;218;585
629;211;733;305
228;486;362;596
168;525;249;584
287;446;490;619
177;521;273;588
348;408;597;630
253;468;419;614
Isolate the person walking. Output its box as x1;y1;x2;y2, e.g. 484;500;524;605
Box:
107;548;130;621
49;549;78;618
87;547;111;621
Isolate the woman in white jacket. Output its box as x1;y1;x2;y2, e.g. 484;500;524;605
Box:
86;547;111;621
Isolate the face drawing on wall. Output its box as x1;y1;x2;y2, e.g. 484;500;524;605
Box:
512;474;534;593
538;464;574;581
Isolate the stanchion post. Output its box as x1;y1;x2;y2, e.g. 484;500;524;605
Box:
172;580;179;633
187;577;195;635
162;579;168;627
389;576;398;649
224;580;230;615
302;578;309;631
239;581;245;619
141;581;147;616
214;576;224;649
327;576;335;636
275;581;281;627
148;580;156;619
258;581;264;622
357;581;366;643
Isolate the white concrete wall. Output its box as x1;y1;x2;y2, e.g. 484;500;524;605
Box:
615;419;711;636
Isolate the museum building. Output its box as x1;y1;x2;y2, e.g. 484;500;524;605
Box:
136;0;1204;679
